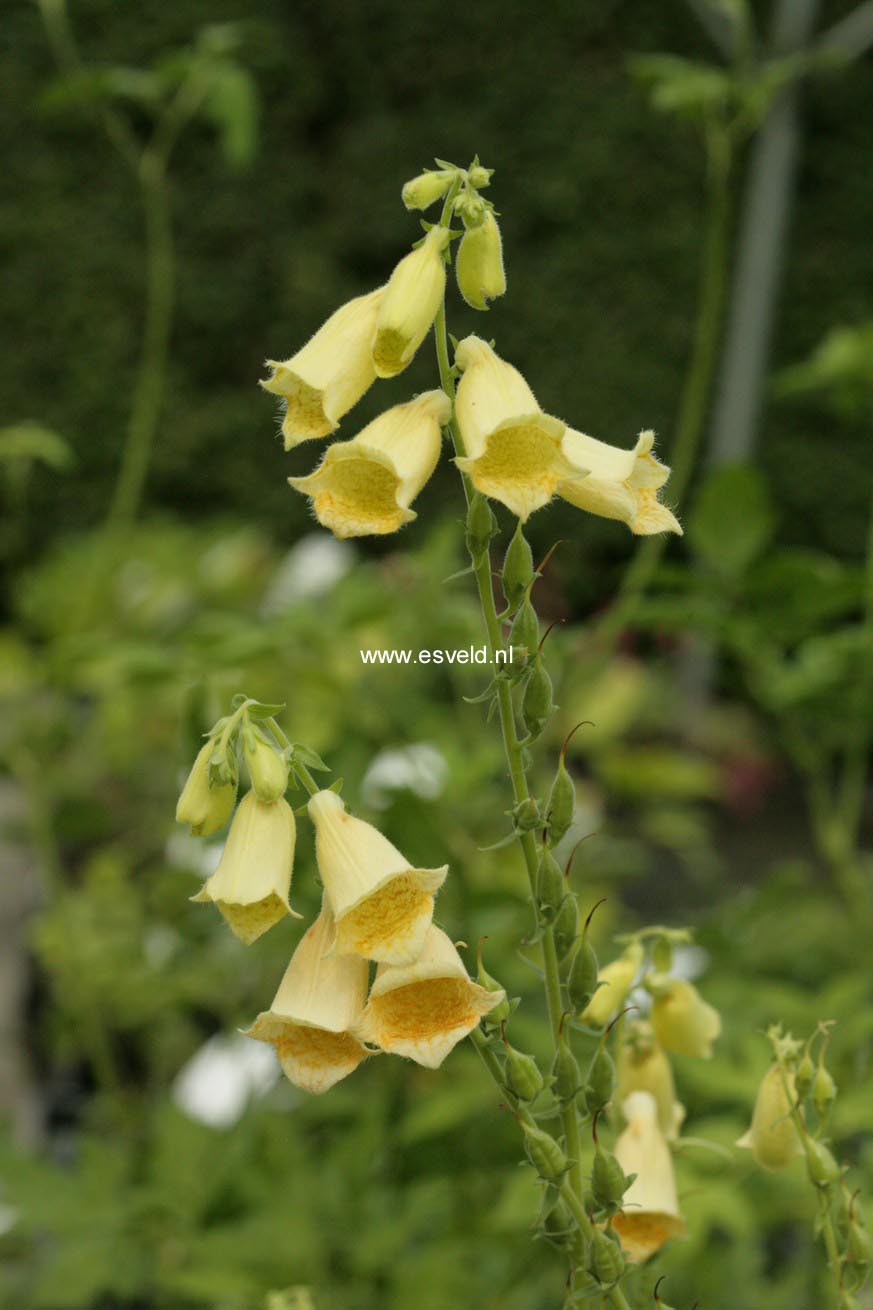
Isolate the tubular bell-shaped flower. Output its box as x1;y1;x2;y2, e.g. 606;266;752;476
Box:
355;925;505;1068
456;210;506;311
616;1022;684;1141
307;789;447;965
288;390;449;539
190;791;300;944
452;336;577;520
581;941;644;1029
372;227;450;378
261;288;384;447
176;741;237;837
558;429;682;535
611;1091;687;1263
243;900;371;1095
650;977;721;1060
737;1064;803;1170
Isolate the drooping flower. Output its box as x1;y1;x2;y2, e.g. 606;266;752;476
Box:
452;336;576;520
355;925;505;1068
372;227;450;378
261;288;384;447
244;901;371;1095
176;740;236;837
558;429;681;535
650;977;721;1060
456;210;506;311
737;1064;803;1170
616;1021;683;1141
581;942;644;1028
307;789;447;965
288;390;449;539
190;791;300;944
611;1091;687;1263
402;169;455;211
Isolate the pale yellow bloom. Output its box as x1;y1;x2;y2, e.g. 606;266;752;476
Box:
737;1064;803;1170
558;428;682;535
288;391;449;539
355;925;505;1068
175;741;236;837
244;900;370;1095
453;336;576;520
307;789;447;965
402;169;455;211
372;227;450;378
612;1091;687;1263
616;1022;683;1141
650;977;721;1060
261;289;384;448
581;941;644;1028
456;211;506;311
191;791;300;944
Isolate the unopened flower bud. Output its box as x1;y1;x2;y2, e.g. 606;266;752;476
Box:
536;848;565;921
402;168;455;211
467;164;493;190
502;521;534;610
546;754;575;847
806;1137;841;1188
588;1228;625;1285
456;210;506;311
650;976;721;1059
736;1064;802;1170
521;1119;568;1182
795;1049;815;1099
243;730;288;803
813;1062;837;1119
176;740;237;837
504;1044;545;1102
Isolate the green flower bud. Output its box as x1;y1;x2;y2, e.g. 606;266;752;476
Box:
401;168;455;211
243;730;289;803
504;1044;546;1102
522;657;555;740
806;1138;841;1188
536;848;565;922
551;1036;583;1105
795;1049;815;1099
502;520;534;611
509;597;539;658
176;741;237;837
813;1063;837;1119
566;936;599;1012
591;1138;632;1211
588;1227;625;1285
467;164;493;190
521;1119;568;1182
456;210;506;311
552;894;578;961
465;491;496;563
585;1042;616;1115
546;754;575;847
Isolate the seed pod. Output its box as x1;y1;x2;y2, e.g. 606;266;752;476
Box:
847;1218;873;1265
552;894;578;961
585;1041;616;1115
546;756;575;848
502;520;534;611
521;1120;568;1182
513;797;542;833
591;1132;632;1211
806;1138;841;1188
567;936;599;1012
551;1036;583;1106
813;1063;837;1119
476;944;512;1027
504;1044;546;1102
536;848;565;922
465;492;496;563
522;656;555;740
795;1049;815;1100
541;1197;575;1248
588;1227;625;1285
509;597;539;657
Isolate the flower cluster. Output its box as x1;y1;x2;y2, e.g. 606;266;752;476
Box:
176;699;503;1095
263;159;681;541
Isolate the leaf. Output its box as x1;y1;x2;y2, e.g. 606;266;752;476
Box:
201;60;259;170
0;422;73;469
291;743;330;772
687;463;775;577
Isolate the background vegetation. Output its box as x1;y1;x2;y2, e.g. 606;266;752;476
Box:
1;2;871;1308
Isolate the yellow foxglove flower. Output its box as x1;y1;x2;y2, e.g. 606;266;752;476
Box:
737;1064;803;1170
287;390;449;539
456;211;507;311
307;789;447;965
372;227;450;378
612;1090;687;1263
355;924;505;1068
175;741;236;837
581;941;644;1028
616;1022;683;1141
558;429;682;535
453;336;576;520
650;977;721;1060
191;791;301;944
261;288;384;448
244;900;371;1095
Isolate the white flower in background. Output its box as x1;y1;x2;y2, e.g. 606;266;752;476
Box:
261;535;355;613
173;1033;279;1129
360;743;449;809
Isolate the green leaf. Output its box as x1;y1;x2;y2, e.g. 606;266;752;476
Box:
0;422;73;469
291;743;330;771
201;61;259;169
687;463;775;577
